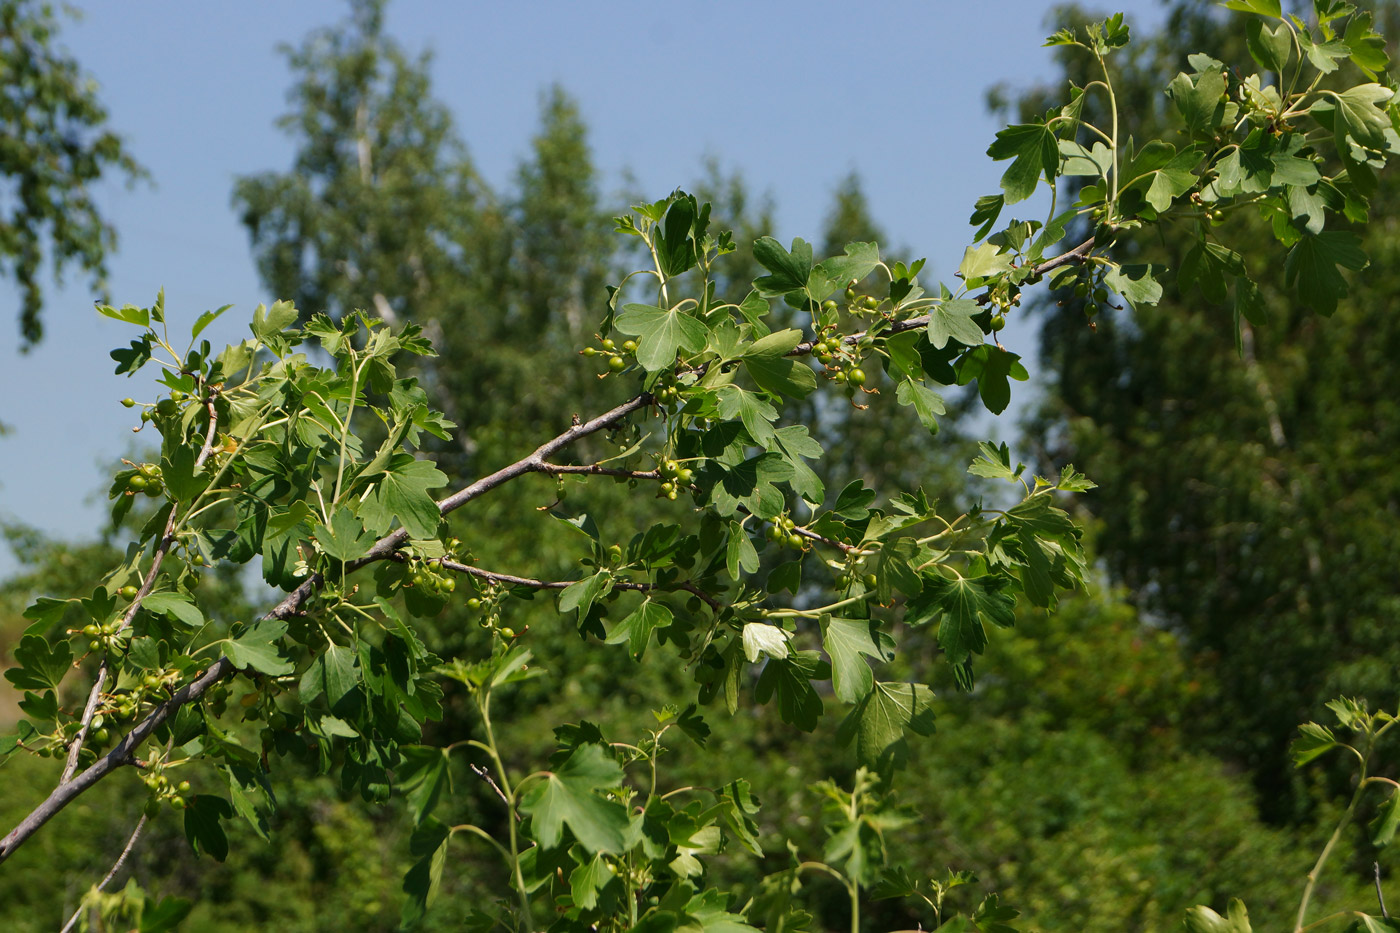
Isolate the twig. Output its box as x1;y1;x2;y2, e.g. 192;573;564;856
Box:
469;763;517;821
1377;862;1389;919
437;559;724;611
58;814;148;933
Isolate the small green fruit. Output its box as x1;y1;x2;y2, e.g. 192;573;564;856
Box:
120;398;136;408
118;585;139;599
848;368;866;387
608;355;626;372
127;474;149;490
989;313;1006;331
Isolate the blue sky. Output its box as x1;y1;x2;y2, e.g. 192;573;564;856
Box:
0;0;1169;575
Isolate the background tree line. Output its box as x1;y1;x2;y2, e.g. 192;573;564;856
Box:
1;0;1397;929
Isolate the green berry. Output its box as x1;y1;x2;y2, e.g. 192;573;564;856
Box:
862;296;878;310
622;339;638;353
82;624;99;637
92;727;110;744
582;347;597;356
127;474;149;490
500;627;516;639
601;338;615;351
608;355;626;372
118;585;139;599
177;781;191;794
120;398;135;408
990;313;1006;331
786;534;804;549
822;299;838;312
848;368;866;387
89;639;102;652
467;598;482;610
863;573;878;588
845;287;856;302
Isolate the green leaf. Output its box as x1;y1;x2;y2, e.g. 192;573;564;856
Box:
986;123;1058;204
614;303;709;371
745;354;817;400
517;744;630;853
4;635;73;691
753;651;829;732
956;345;1029;415
21;596;73;631
833;480;875;521
569;853;615;911
968;440;1021;482
926;299;984;350
183;795;234;861
656;196;699;276
911;574;1016;665
141;592;204;628
605;600;671;659
397;745;451;825
958;243;1013;281
1104;263;1164;306
1222;0;1280;15
1290;721;1338;766
815;242;879;288
1120;141;1200;212
742;622;791;662
1183;898;1253;933
401;819;450;929
969;194;1004;241
1370;788;1400;848
97;303;149;327
559;571;612;621
1245;19;1291;73
1167;65;1230;138
715;385;778;447
822;618;886;704
727;522;759;581
873;537;923;603
314;508;376;563
225;765;274;841
191;304;233;341
250;300;299;342
837;682;936;772
1331;84;1394;152
896;379;945;434
752;236;813;298
1059;139;1112;178
222;619;294;676
1345;12;1389;75
160;445;209;504
1285;231;1368;316
361;454;448;539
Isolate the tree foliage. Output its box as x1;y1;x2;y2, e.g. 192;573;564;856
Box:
0;0;145;348
4;3;1400;931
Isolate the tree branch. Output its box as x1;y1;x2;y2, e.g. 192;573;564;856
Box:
1;390;655;864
